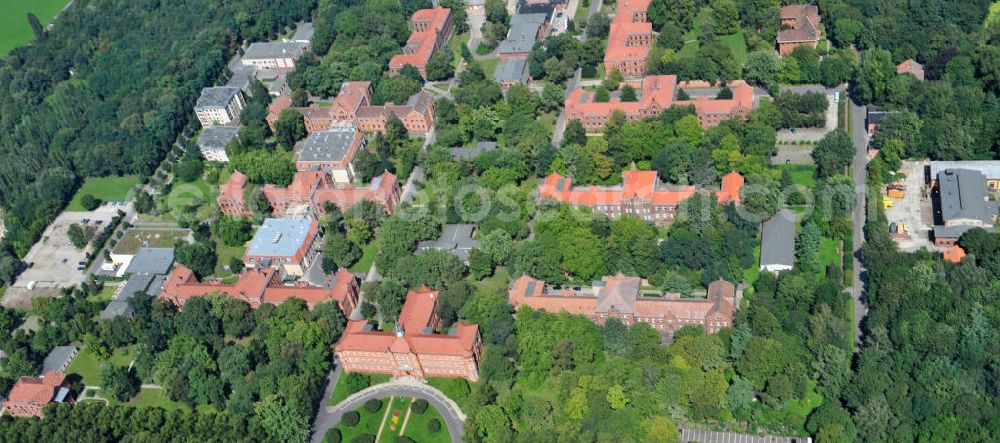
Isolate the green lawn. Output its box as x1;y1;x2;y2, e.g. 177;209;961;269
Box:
678;8;747;65
718;32;748;66
449;32;469;69
350;239;380;273
86;283;120;304
402;400;449;443
166;176;216;217
426;377;472;413
473;267;511;296
214;240;248;281
376;396;412;442
0;0;68;56
127;388;193;411
818;236;840;272
66;175;140;211
780;164;818;187
480;58;500;81
67;346;135;386
574;1;590;25
328;373;392;407
335;397;389;443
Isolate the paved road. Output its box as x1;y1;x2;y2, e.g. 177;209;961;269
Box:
550;0;602;147
310;378;466;443
849;97;869;350
309;364;343;441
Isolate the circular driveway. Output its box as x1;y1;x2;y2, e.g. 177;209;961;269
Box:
311;380;466;443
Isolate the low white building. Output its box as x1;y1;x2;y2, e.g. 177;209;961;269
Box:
241;42;307;70
198;126;241;162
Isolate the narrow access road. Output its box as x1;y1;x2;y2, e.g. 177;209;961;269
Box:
849;97;869;351
551;0;603;147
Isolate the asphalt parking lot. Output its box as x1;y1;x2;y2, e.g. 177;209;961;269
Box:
680;429;808;443
4;204;125;309
883;160;936;252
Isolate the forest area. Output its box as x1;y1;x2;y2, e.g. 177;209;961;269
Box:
0;0;315;275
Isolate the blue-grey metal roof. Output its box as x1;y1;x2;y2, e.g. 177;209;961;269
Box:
760;209;796;268
933;224;995;239
298;129;360;163
291;22;314;43
247;218;314;258
125;248;175;275
937;169;997;224
930;161;1000;181
243;42;307;60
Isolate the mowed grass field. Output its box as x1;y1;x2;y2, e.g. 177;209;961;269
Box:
66;175;140;211
0;0;69;56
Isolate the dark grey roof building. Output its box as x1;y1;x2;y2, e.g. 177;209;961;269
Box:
494;58;530;86
498;14;547;55
933;169;998;243
298;129;363;166
41;346;78;374
290;22;314;44
451;141;498;161
100;248;174;320
417;224;481;261
760;209;796;273
195;87;243;111
243;42;307;62
226;65;257;93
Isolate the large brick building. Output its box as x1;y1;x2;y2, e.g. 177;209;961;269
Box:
604;0;652;77
5;371;71;418
539;170;744;224
565;75;755;131
267;82;434;135
777;4;821;56
218;169;401;218
161;265;359;314
335;287;483;381
389;8;453;78
509;274;740;335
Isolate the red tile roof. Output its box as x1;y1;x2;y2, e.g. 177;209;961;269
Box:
539;171;696;209
160;265;358;311
674;80;755;121
717;171;745;204
509;275;739;333
398;286;439;333
896;59;925;81
943;245;966;263
8;371;65;405
335;287;480;358
777;4;821;43
604;0;653;72
389;8;451;75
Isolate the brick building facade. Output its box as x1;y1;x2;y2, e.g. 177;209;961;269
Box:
539;170;744;224
604;0;652;77
565;75;754;131
335;287;483;381
267;82;434;135
389;8;453;78
161;265;359;315
4;371;71;418
509;274;740;335
218;169;401;218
